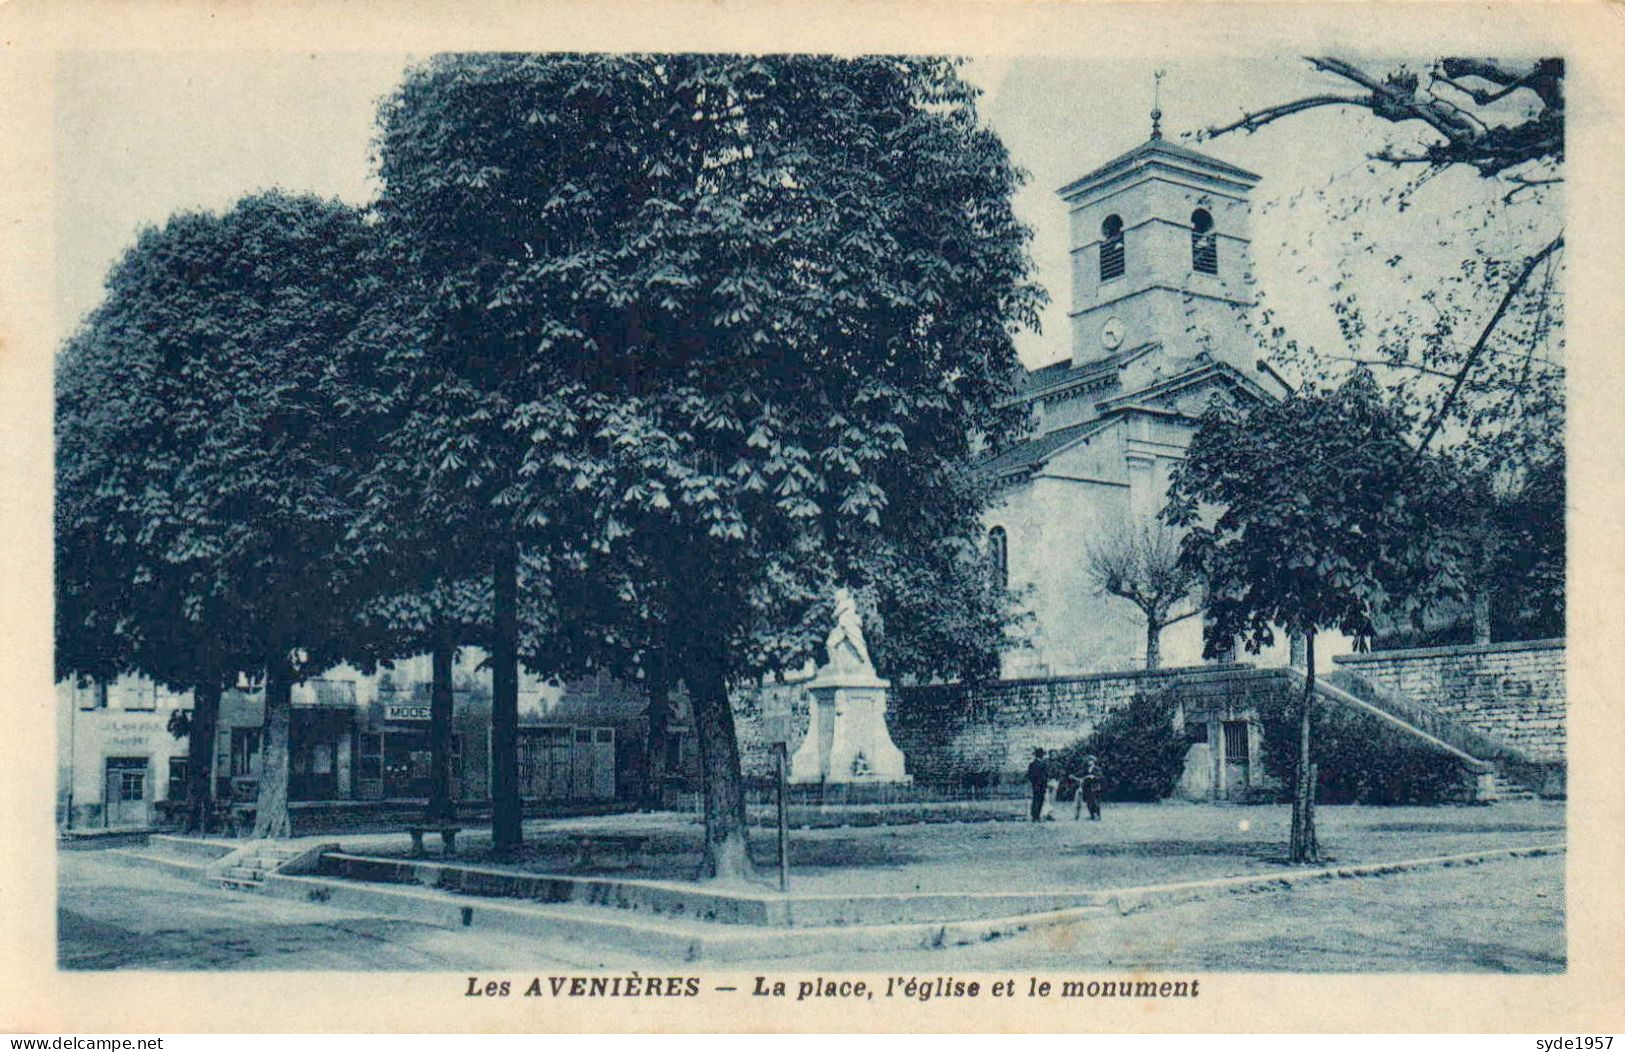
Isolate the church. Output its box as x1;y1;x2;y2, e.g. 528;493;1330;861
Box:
982;118;1293;677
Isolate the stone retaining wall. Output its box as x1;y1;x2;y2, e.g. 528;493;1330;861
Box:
1332;639;1565;762
734;664;1292;789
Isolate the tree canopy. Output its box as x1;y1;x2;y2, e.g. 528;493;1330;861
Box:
1201;55;1565;643
55;191;380;835
371;53;1041;876
1166;372;1465;651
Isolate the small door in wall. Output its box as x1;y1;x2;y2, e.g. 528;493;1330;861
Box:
1221;720;1251;798
104;757;150;828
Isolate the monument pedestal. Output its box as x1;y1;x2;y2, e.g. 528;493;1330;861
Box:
789;671;910;785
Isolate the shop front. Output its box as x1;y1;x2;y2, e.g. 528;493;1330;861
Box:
517;724;617;801
222;704;358;803
355;696;466;801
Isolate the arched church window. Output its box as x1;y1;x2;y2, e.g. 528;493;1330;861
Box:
1099;214;1125;281
988;526;1009;589
1191;208;1218;274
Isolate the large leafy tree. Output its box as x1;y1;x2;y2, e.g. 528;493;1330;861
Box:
367;56;669;852
56;192;379;838
1165;372;1466;862
374;54;1041;879
1202;56;1564;639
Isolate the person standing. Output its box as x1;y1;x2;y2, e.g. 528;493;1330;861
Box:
1026;748;1049;823
1080;754;1104;821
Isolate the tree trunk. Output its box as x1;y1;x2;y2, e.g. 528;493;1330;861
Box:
186;680;221;834
678;632;753;882
252;658;293;839
642;647;671;811
490;541;522;855
1471;587;1493;645
1144;618;1162;670
427;630;457;822
1289;630;1319;863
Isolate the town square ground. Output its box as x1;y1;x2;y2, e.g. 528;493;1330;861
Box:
60;800;1564;973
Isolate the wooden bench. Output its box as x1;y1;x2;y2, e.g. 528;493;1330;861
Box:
566;833;650;871
406;824;463;857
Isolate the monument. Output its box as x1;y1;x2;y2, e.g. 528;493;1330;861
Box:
788;588;911;785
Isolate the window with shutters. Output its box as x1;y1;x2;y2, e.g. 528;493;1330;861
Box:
1191;208;1218;274
1099;214;1125;281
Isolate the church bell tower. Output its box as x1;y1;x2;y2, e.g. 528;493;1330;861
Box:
1058;105;1261;372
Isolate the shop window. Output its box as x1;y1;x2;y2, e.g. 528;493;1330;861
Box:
230;728;261;778
106;757;147;800
167;757;189;800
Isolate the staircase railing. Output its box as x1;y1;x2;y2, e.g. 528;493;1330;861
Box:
1286;666;1564;798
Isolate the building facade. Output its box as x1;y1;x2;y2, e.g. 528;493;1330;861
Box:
58;653;698;828
984;129;1292;678
57;675;193;829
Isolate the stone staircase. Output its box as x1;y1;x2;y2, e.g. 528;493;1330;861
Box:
1487;772;1540;802
217;842;305;891
1295;666;1561;800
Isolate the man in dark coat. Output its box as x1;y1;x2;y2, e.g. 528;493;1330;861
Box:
1026;748;1049;822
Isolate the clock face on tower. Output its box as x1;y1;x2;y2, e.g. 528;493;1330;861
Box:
1100;317;1125;351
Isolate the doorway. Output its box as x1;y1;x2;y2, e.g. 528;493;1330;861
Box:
1221;720;1251;797
103;757;150;828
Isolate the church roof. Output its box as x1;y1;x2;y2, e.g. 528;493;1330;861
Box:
978;417;1115;479
1057;136;1261;200
979;359;1278;481
1092;358;1278;414
1008;342;1158;404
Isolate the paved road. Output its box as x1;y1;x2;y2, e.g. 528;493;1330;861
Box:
60;845;1563;973
737;851;1567;974
58;849;652;971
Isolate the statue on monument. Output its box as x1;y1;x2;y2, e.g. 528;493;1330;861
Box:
824;587;875;676
791;584;910;785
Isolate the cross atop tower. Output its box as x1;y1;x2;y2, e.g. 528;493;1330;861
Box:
1150;69;1165;140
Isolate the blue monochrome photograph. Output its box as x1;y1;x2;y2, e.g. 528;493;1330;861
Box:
52;51;1566;976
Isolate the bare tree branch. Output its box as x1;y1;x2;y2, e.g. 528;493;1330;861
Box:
1502;174;1562;205
1411;233;1565;463
1202;94;1372;138
1085;522;1201;669
1198;56;1564;180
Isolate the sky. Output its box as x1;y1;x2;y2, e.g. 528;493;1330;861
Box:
53;51;1550;372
